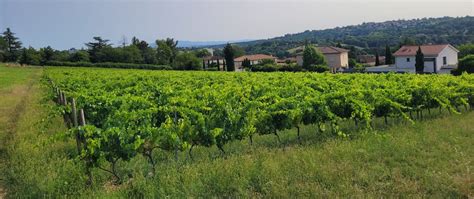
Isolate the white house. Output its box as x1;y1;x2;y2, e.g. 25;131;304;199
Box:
393;44;459;73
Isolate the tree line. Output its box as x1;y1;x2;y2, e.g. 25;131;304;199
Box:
0;28;243;71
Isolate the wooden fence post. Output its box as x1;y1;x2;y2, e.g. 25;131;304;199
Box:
71;98;81;154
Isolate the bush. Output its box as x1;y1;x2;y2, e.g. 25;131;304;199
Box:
251;64;278;72
174;52;202;70
306;64;329;72
353;63;367;73
458;43;474;58
456;55;474;74
46;61;172;70
278;63;302;72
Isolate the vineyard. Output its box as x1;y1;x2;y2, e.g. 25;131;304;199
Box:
44;67;474;183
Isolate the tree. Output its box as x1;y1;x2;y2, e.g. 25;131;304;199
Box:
399;36;416;47
194;49;211;58
39;46;54;65
156;40;172;65
415;46;425;73
19;47;40;66
458;43;474;58
375;51;380;66
455;55;474;74
174;52;202;70
385;45;393;65
69;50;90;62
3;28;22;62
232;44;245;58
85;37;111;63
156;38;178;65
223;43;235;71
302;44;326;69
165;38;178;64
242;58;251;69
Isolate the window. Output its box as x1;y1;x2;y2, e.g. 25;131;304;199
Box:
406;58;410;62
443;57;447;65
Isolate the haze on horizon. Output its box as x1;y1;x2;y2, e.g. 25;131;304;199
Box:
0;0;473;49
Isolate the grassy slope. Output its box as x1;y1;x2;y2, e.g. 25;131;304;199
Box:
0;65;473;198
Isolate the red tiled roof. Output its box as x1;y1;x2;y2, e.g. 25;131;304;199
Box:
317;46;349;54
393;44;458;56
234;54;275;62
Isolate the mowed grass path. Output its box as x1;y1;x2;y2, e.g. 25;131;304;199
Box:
0;65;41;198
0;65;472;198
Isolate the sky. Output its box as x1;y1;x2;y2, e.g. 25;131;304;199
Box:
1;0;473;50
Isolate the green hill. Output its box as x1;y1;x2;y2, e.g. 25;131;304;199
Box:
227;16;474;57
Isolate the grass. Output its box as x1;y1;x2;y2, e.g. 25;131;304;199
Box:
0;64;473;198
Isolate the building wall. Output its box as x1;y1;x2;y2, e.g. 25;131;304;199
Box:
395;56;416;68
436;46;458;69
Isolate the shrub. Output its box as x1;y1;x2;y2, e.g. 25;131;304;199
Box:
278;63;302;72
174;52;202;70
251;64;278;72
306;64;329;73
456;55;474;74
353;63;367;73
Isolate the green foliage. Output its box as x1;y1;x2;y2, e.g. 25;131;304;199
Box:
68;50;90;62
85;37;111;63
251;64;278;72
349;58;357;67
241;58;251;69
156;38;178;65
353;63;366;73
194;49;212;58
258;58;276;65
306;64;329;72
232;44;245;58
39;46;55;65
375;51;380;66
385;45;393;65
233;16;474;56
455;55;474;74
302;44;327;69
458;43;474;58
45;61;171;70
415;46;425;73
19;47;40;65
2;27;22;62
223;43;235;71
278;63;302;72
174;52;202;70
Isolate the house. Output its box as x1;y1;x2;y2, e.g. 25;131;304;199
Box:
296;46;349;72
234;54;277;71
393;44;459;73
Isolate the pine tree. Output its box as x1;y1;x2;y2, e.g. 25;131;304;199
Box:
223;43;235;71
415;46;425;73
3;28;22;62
385;45;392;65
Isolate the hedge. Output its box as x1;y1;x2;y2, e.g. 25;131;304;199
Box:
45;61;172;70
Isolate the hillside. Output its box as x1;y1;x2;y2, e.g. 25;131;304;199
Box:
223;16;474;57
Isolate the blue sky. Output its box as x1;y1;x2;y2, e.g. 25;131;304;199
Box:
1;0;473;50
